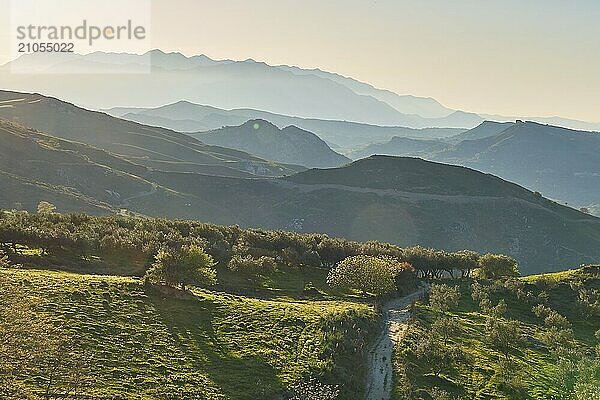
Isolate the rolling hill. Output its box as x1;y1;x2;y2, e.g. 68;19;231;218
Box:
394;266;600;399
353;121;600;213
436;121;600;211
0;90;303;178
196;119;350;168
1;92;600;273
148;156;600;274
0;267;376;400
0;118;240;218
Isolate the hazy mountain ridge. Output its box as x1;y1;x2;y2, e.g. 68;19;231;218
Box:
197;119;350;168
0;90;303;178
105;101;466;151
4;50;600;131
352;121;600;213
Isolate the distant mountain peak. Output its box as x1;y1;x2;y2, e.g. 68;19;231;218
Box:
200;119;349;168
240;119;278;130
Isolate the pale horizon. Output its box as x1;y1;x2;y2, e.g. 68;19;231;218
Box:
1;0;599;122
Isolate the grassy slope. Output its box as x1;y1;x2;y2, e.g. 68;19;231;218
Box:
393;268;599;399
2;268;376;400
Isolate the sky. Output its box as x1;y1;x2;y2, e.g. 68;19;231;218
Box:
1;0;599;122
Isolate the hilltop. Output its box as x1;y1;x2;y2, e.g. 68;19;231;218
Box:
198;119;350;168
353;121;600;213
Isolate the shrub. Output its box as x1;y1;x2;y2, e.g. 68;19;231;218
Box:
37;201;57;214
429;284;460;312
0;250;9;268
288;379;339;400
228;255;277;275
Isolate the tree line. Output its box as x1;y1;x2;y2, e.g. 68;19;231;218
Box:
0;209;518;294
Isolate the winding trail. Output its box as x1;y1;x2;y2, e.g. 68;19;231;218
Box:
364;287;428;400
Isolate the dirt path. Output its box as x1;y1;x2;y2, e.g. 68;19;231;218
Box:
121;182;158;207
364;288;428;400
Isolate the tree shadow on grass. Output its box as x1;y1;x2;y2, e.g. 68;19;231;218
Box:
417;374;467;399
148;290;285;400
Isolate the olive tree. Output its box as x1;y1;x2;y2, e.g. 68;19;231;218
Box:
429;284;460;312
145;245;217;290
327;255;411;296
475;254;519;280
37;201;57;214
486;317;522;361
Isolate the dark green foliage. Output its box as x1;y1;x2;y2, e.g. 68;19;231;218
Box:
475;254;520;279
144;245;217;290
0;210;481;284
485;317;522;360
428;284;460;312
326;255;414;296
228;255;278;275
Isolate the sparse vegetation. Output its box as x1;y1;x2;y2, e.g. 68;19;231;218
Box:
393;266;600;399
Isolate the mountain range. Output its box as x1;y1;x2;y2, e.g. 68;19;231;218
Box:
352;120;600;214
0;90;599;273
3;50;600;131
0;90;303;178
105;100;464;151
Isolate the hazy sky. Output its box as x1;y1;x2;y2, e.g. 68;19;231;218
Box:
1;0;599;121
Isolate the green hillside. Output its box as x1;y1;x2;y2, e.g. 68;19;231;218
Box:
0;268;376;399
393;266;600;399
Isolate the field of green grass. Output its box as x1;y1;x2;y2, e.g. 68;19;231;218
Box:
1;268;377;400
392;267;600;399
